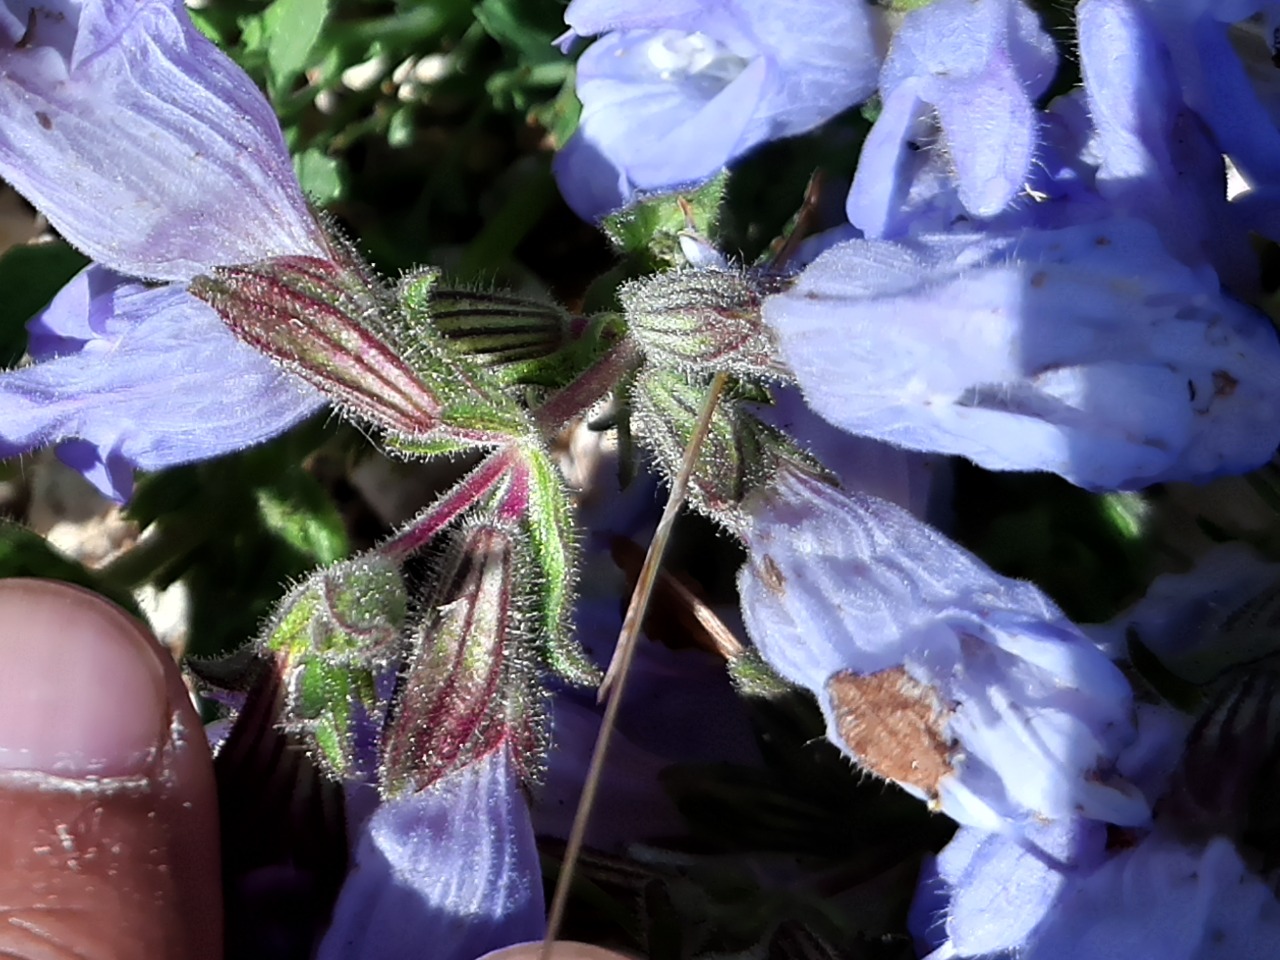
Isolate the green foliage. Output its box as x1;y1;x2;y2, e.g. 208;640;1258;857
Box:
259;0;330;89
522;445;598;683
294;148;346;204
291;657;364;777
259;551;406;777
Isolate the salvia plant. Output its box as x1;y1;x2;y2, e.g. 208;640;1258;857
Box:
8;0;1280;957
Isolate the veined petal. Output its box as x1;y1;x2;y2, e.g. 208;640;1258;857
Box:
554;0;881;219
739;470;1145;830
917;819;1106;958
318;747;544;960
873;0;1057;219
931;58;1037;217
765;219;1280;490
562;27;767;199
0;0;324;281
1027;837;1280;959
0;266;323;500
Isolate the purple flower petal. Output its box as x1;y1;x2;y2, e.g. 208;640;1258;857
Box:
319;747;545;960
917;819;1106;957
0;267;322;500
764;219;1280;490
0;0;324;281
1077;0;1256;291
852;0;1057;224
739;470;1146;830
556;26;768;218
753;387;944;519
1151;6;1280;195
555;0;881;219
1028;836;1280;959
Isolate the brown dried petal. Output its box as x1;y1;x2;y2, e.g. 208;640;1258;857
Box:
827;667;954;797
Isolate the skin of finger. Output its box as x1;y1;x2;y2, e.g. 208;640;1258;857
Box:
484;943;639;960
0;580;222;960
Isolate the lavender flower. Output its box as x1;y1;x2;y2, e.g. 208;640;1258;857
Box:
912;818;1108;959
0;0;326;498
1134;1;1280;212
764;218;1280;491
553;0;883;220
915;825;1280;960
910;530;1280;960
916;673;1280;959
738;467;1147;833
1;266;320;498
1076;0;1258;292
318;746;545;960
1023;836;1280;960
846;0;1057;237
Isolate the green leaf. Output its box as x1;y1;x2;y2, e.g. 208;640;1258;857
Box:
0;242;88;366
294;148;346;204
262;0;330;87
293;658;358;777
387;106;417;148
1099;491;1150;541
474;0;563;61
255;480;348;567
523;446;597;684
528;73;581;150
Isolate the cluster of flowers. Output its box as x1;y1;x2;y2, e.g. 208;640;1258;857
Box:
0;0;760;956
7;0;1280;956
556;0;1280;954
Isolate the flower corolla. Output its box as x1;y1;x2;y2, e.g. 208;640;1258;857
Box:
846;0;1057;237
553;0;883;220
763;218;1280;490
737;467;1147;833
0;0;326;498
318;746;545;960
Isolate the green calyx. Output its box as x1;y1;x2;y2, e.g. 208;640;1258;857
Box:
259;552;408;778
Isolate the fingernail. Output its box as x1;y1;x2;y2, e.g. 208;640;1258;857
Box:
0;580;170;777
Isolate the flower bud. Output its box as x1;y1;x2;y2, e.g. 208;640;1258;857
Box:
263;554;408;666
398;268;578;385
260;553;408;779
381;521;545;797
190;247;530;453
622;267;790;380
628;366;806;531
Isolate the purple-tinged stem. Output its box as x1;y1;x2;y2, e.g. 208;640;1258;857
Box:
496;460;531;523
379;448;518;562
531;339;640;435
